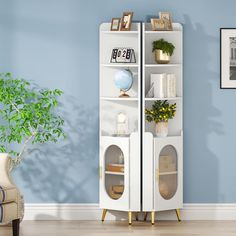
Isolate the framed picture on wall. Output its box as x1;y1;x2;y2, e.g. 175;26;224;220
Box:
120;12;133;31
221;28;236;88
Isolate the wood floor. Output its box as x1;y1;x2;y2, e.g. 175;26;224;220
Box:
1;220;236;236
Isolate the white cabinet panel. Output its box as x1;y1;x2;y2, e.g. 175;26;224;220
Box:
99;136;130;211
154;136;183;211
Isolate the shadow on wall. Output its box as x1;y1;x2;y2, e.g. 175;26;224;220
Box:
16;95;99;219
183;15;223;203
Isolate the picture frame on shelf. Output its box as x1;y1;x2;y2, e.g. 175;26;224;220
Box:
220;28;236;88
159;12;173;31
120;12;133;31
111;18;121;31
151;19;165;31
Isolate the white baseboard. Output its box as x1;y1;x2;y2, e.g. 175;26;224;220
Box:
23;204;236;221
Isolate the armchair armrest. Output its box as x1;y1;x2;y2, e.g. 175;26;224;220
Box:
0;153;15;188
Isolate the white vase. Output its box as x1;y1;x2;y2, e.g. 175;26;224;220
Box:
155;122;168;137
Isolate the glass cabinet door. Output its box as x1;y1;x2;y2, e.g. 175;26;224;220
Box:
154;137;183;211
105;145;125;200
99;137;129;211
159;145;178;200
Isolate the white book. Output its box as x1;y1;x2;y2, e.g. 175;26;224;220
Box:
166;74;176;98
150;73;167;98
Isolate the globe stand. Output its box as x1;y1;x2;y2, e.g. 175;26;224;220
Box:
119;90;130;98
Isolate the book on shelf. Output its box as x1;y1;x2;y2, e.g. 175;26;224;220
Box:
149;73;177;99
166;74;176;98
150;73;166;98
106;164;124;172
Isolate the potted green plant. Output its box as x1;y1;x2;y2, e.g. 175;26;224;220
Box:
145;100;176;137
0;73;66;170
152;38;175;64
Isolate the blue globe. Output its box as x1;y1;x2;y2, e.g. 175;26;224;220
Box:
114;69;133;92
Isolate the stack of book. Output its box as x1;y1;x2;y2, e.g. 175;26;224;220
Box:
149;73;176;98
106;164;124;173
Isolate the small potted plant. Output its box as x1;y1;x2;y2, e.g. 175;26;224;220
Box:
152;38;175;64
145;100;176;137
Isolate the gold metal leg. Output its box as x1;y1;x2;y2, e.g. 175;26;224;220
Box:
144;212;148;221
151;211;155;225
101;209;107;222
128;211;132;225
175;209;181;222
135;212;138;221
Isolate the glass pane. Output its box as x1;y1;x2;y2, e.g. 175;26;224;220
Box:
158;145;178;200
104;145;124;200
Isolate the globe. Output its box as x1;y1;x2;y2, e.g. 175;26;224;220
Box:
113;69;133;97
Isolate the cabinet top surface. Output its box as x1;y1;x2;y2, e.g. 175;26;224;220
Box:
100;22;182;32
100;22;140;32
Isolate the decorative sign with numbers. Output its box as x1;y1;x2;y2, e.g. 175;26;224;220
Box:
110;48;136;63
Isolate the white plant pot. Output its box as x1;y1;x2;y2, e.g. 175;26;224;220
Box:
155;122;168;137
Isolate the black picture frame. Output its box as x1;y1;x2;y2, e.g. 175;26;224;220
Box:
220;28;236;89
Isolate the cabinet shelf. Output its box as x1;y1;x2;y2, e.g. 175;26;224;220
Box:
154;135;182;139
105;171;124;176
101;135;130;139
101;63;139;68
101;97;138;101
159;171;177;176
145;64;181;68
145;97;182;101
145;31;181;34
101;31;138;35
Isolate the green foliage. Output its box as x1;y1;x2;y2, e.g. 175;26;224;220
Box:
0;73;66;168
152;38;175;56
145;100;176;123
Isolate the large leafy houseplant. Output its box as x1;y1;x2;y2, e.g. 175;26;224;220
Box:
0;73;65;169
145;100;176;137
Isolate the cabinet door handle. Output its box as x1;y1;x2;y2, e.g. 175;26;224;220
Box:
99;166;102;179
156;168;159;182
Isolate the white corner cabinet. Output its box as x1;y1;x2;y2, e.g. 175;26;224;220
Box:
99;22;183;225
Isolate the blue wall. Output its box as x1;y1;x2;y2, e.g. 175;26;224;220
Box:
0;0;235;203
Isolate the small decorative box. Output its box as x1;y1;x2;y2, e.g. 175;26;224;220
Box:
107;164;124;172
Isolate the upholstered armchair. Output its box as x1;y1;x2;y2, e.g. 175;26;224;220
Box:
0;153;23;236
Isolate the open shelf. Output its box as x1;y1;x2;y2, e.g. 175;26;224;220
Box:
101;63;139;68
101;135;130;138
145;97;182;101
101;31;138;35
105;171;124;175
145;31;181;34
101;97;138;101
145;64;181;68
154;134;182;139
159;171;177;176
